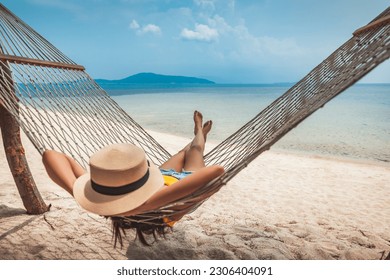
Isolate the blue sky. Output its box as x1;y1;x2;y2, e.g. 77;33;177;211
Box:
2;0;389;83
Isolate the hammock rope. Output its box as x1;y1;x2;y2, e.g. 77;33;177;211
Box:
0;4;389;225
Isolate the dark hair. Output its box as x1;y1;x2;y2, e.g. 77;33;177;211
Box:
110;216;171;248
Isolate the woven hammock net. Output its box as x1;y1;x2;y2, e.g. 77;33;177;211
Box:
0;4;389;224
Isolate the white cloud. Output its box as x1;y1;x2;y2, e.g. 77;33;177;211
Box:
181;24;219;42
206;15;304;59
129;19;140;30
129;20;161;35
141;24;161;35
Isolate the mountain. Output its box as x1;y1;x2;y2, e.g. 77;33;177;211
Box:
95;72;215;85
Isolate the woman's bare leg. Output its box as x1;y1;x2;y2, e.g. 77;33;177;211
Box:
160;111;212;172
159;111;202;171
159;149;186;172
183;111;209;171
42;150;86;196
202;120;212;142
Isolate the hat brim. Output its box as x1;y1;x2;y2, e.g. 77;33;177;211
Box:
73;161;164;216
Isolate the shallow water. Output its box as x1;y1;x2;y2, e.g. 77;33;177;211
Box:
108;84;390;163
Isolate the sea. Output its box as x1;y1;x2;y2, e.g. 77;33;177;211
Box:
104;83;390;164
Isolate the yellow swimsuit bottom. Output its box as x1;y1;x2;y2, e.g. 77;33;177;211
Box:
162;175;179;227
162;175;179;186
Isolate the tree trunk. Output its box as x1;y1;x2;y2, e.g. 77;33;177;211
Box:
0;62;49;214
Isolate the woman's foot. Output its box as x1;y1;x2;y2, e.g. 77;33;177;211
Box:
202;120;212;140
193;110;203;135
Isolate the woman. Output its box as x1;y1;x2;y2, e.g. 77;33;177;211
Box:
42;111;224;246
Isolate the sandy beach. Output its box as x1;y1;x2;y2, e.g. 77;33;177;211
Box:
0;130;389;260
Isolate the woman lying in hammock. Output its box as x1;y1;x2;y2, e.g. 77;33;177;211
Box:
42;111;224;247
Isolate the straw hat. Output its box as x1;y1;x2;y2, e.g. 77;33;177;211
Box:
73;143;164;216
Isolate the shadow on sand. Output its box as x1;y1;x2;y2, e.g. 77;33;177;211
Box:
0;204;26;218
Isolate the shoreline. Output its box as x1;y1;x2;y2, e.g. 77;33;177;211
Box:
0;130;389;259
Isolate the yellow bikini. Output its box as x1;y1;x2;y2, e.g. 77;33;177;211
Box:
162;175;179;186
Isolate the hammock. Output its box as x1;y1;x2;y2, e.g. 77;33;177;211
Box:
0;4;389;225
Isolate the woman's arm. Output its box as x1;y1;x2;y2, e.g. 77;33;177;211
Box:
42;150;86;195
119;165;225;216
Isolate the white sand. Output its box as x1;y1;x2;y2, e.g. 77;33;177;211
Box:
0;130;389;260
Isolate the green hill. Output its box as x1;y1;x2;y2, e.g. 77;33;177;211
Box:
96;72;215;84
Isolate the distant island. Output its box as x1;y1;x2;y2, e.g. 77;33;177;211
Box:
95;72;215;85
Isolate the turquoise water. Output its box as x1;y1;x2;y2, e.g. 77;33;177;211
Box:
107;84;390;163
